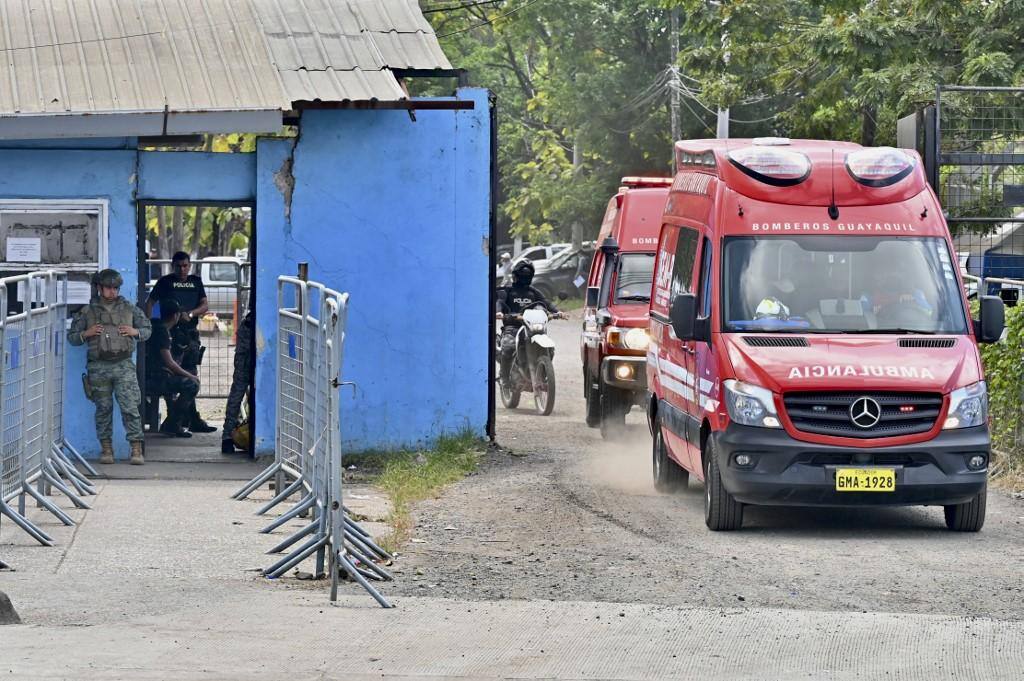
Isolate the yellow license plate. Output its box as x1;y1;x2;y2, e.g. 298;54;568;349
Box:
835;468;896;492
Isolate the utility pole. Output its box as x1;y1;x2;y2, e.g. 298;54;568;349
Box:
670;7;680;144
571;135;583;250
717;14;730;139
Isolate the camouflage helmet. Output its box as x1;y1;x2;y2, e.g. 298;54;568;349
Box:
93;269;123;288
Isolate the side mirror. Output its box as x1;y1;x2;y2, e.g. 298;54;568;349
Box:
669;293;697;340
586;286;599;307
977;295;1005;344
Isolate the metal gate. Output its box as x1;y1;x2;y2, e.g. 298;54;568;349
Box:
903;86;1024;299
144;258;251;398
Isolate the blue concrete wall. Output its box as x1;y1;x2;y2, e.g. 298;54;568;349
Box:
138;152;256;202
0;149;139;457
253;88;491;452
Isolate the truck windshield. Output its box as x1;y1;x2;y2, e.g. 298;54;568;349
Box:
615;253;655;303
722;236;968;334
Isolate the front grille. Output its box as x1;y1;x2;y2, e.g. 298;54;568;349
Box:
743;336;808;347
783;391;943;439
898;338;956;348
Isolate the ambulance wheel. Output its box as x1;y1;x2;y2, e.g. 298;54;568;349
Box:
652;420;688;493
944;484;986;532
600;389;627;440
584;371;601;428
704;440;743;531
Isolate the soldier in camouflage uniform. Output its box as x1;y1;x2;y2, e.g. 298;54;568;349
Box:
68;269;152;465
221;310;253;453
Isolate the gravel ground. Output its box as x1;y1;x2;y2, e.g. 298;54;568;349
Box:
391;311;1024;620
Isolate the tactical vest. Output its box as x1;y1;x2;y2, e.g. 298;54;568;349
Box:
83;299;136;362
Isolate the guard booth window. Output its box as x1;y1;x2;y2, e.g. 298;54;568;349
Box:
0;200;108;315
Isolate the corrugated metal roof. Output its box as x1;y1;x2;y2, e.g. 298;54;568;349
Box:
0;0;452;119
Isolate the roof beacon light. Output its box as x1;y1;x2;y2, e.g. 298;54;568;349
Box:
727;146;811;187
752;137;791;146
845;147;915;187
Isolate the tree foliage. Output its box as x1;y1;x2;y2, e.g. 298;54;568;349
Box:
420;0;1024;244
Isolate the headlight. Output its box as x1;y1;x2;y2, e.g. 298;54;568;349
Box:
943;381;988;429
607;326;649;351
530;323;545;332
724;379;780;428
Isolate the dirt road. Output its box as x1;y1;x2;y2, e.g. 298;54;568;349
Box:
392;313;1024;620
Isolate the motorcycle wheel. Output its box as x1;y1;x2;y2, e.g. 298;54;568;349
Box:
533;355;556;416
500;378;521;409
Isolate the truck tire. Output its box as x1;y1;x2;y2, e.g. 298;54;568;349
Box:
652;420;688;493
944;484;986;532
600;388;627;440
704;439;743;531
584;370;601;428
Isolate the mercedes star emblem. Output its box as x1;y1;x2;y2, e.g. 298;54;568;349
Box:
849;397;882;429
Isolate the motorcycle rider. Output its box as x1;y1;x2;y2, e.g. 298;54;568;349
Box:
496;260;566;386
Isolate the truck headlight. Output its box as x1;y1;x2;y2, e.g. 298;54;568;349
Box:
607;326;649;351
943;381;988;429
724;379;780;428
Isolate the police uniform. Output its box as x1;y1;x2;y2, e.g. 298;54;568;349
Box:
148;270;210;429
496;261;560;383
68;272;152;461
222;311;253;450
146;315;200;434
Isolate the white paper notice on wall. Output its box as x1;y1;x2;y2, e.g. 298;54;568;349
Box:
15;278;45;303
6;236;41;262
64;282;92;305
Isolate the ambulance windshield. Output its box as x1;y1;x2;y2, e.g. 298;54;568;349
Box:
722;236;968;334
615;253;655;303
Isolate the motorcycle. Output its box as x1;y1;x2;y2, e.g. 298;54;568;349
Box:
498;305;561;416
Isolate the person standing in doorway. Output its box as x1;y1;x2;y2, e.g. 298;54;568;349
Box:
146;251;216;433
146;298;200;438
68;269;152;465
221;309;253;453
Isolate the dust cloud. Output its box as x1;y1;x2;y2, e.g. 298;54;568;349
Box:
579;425;655;495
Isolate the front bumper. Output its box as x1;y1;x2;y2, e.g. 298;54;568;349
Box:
712;425;989;507
601;355;648;392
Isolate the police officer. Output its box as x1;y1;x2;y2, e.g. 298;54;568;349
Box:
145;251;216;433
146;298;200;438
68;269;152;465
496;260;565;386
221;310;253;453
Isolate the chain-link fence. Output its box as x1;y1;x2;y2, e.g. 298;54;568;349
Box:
144;258;251;399
0;270;95;564
936;86;1024;302
233;275;393;606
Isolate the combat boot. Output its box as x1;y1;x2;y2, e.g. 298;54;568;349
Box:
130;441;144;466
100;440;114;464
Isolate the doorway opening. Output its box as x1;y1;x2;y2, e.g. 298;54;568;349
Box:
136;200;256;461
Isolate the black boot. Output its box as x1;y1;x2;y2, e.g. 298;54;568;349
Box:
221;439;236;454
189;405;217;433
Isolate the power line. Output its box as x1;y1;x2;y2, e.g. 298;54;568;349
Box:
436;0;546;38
421;0;504;14
0;30;163;53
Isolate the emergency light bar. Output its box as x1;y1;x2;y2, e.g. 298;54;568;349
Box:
845;147;916;187
620;176;673;188
727;146;811;187
676;149;717;168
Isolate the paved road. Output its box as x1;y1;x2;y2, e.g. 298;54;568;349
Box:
396;312;1024;621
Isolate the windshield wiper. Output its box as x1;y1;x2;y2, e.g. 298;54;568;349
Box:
617;295;650;302
857;328;935;335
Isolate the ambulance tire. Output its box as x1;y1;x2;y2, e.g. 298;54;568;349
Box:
600;388;627;440
944;484;986;532
652;420;688;493
584;371;601;428
704;440;743;531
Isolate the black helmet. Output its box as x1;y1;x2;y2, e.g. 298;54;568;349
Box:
511;260;535;286
93;269;123;288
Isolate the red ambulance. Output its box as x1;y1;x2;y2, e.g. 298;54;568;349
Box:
581;177;671;438
647;138;1005;531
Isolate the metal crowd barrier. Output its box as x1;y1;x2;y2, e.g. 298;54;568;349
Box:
234;276;393;607
0;270;95;563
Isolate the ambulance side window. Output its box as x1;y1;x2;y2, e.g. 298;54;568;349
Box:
697;236;713;318
670;227;699;297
